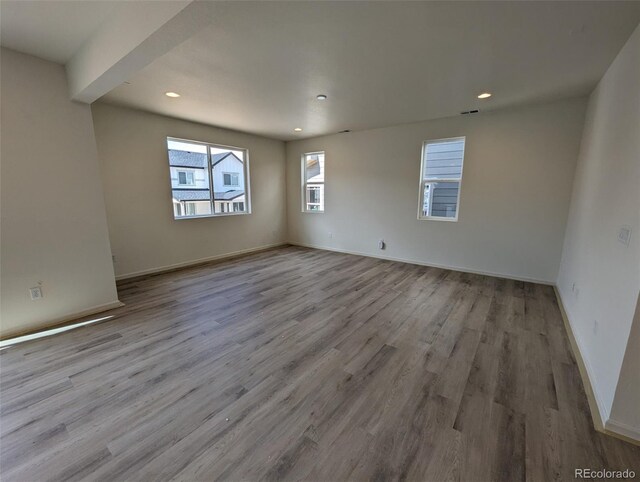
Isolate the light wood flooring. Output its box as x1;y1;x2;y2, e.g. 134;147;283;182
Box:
1;246;638;481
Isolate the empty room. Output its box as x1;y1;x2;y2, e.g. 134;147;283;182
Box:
1;1;639;480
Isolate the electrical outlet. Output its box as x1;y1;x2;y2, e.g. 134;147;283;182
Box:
329;232;333;239
29;286;43;300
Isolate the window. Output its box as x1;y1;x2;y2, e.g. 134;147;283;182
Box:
223;172;239;187
185;202;197;216
167;138;250;219
302;152;325;212
178;170;195;186
233;202;245;212
418;137;465;221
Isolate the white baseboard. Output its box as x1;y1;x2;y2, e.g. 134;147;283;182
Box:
554;287;639;444
289;241;554;285
605;419;640;445
65;300;125;319
115;242;288;281
553;286;609;430
0;300;124;340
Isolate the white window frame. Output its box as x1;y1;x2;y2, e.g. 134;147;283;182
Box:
167;137;251;220
418;136;465;222
302;151;325;213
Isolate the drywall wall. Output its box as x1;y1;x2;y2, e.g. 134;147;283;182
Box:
286;97;587;283
91;102;287;278
557;24;640;433
0;48;120;338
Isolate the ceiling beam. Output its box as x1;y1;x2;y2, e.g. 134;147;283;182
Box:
66;1;211;103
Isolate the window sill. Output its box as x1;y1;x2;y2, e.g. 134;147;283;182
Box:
302;210;325;214
417;215;458;222
174;212;250;220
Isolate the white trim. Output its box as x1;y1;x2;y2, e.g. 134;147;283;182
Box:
419;214;458;222
553;286;640;445
0;300;124;341
173;211;248;220
289;241;554;285
1;315;115;348
115;242;288;280
556;288;640;444
605;419;640;444
554;286;609;429
572;322;611;420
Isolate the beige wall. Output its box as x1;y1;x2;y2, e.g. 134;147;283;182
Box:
286;97;586;283
557;24;640;435
0;48;120;338
91;103;287;279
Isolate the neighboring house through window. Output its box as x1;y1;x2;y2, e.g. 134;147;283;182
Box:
167;138;250;219
418;137;465;221
302;151;325;212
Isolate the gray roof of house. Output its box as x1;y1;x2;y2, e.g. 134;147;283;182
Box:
171;190;210;201
168;150;207;168
169;150;243;169
214;190;244;201
172;189;244;202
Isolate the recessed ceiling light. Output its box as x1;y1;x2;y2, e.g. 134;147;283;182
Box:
316;94;327;100
165;92;181;98
294;127;303;132
477;92;492;99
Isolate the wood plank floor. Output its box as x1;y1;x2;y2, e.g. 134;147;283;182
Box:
1;246;638;481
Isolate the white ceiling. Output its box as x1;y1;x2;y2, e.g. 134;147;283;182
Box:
3;1;640;141
99;1;640;140
0;0;128;64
